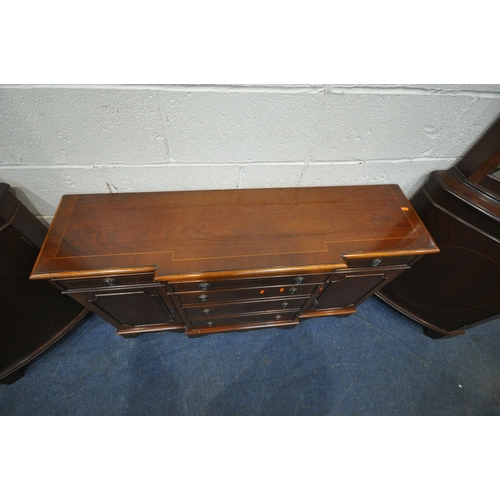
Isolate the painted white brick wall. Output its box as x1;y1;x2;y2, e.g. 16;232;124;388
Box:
1;84;500;221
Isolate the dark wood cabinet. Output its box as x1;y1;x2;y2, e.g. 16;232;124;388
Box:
66;285;182;332
306;268;406;314
0;183;88;383
30;185;438;337
377;117;500;339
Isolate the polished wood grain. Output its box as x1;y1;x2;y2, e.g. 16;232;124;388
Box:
30;185;438;336
31;185;438;281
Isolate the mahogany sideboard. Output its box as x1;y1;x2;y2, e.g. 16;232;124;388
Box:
0;183;88;384
30;185;439;337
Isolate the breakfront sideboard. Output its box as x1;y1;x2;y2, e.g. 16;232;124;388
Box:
30;185;438;337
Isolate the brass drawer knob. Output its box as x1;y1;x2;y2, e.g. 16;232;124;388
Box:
289;287;298;294
293;276;305;284
281;301;289;308
203;308;211;315
198;282;211;291
206;321;214;327
198;294;209;302
103;277;117;286
274;314;283;321
371;258;383;267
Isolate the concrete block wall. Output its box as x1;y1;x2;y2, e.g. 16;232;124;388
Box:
1;84;500;223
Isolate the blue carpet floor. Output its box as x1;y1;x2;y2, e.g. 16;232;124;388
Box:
1;297;499;415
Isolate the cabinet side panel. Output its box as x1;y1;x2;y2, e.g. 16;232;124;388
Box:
378;199;500;333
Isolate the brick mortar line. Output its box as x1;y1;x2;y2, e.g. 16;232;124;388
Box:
0;158;458;170
1;84;499;97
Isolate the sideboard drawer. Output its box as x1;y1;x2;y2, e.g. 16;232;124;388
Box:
176;283;318;305
54;273;156;290
344;255;414;269
183;296;308;318
188;310;299;330
169;273;329;292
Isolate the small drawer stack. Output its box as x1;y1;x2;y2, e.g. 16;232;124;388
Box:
169;273;329;333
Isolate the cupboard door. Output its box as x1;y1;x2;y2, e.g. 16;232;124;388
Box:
69;285;179;329
311;269;404;311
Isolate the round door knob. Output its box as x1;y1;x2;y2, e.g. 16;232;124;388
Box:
293;276;305;284
103;277;117;286
198;294;209;302
370;258;383;267
198;282;211;291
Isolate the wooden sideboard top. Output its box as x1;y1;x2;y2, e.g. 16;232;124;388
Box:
30;185;439;281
